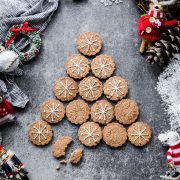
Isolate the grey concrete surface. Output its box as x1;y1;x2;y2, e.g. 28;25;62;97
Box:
0;0;170;179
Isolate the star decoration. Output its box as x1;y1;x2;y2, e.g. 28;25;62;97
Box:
131;125;149;145
108;79;125;96
81;79;100;98
93;58;112;76
95;104;112;121
32;122;48;143
81;124;100;144
44;103;61;122
56;80;75;97
80;34;99;53
68;58;88;75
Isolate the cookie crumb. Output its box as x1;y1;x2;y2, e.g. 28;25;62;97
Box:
70;148;83;164
60;160;67;164
56;165;60;170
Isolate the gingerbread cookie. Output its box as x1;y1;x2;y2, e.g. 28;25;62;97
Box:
53;77;78;101
103;76;128;101
40;99;65;124
127;122;151;147
66;99;90;125
91;100;114;125
70;148;83;164
65;54;90;79
77;32;102;56
115;99;139;125
91;54;115;79
103;123;127;148
28;120;53;146
79;76;103;102
78;122;102;147
52;136;72;158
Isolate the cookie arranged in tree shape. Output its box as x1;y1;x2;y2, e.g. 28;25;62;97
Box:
127;122;151;147
103;76;128;101
52;136;72;158
79;76;103;102
28;120;53;146
91;100;114;125
78;122;102;147
65;54;90;79
77;32;102;56
115;99;139;125
53;77;78;101
103;123;127;148
40;99;65;124
91;54;115;79
66;99;90;125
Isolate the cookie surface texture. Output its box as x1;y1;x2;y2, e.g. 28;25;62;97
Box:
65;54;90;79
115;99;139;125
79;76;103;101
91;54;115;79
52;136;72;158
77;32;102;56
53;77;78;101
28;120;53;146
127;122;151;147
103;122;127;148
78;122;102;147
66;99;90;125
70;148;83;164
91;100;114;125
103;76;128;101
40;99;65;124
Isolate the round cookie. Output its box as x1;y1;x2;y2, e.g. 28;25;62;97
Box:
103;76;128;101
79;76;103;102
114;99;139;125
28;120;53;146
76;32;102;56
66;99;90;125
65;54;90;79
40;99;65;124
91;100;114;125
53;77;78;101
103;123;127;148
52;136;72;158
78;122;102;147
91;54;115;79
127;122;151;147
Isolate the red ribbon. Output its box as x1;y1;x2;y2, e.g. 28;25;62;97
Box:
5;21;37;47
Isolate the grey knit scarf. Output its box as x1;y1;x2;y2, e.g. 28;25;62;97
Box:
0;0;59;108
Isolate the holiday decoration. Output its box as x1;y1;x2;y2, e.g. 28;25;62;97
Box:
158;131;180;179
138;0;178;53
0;92;15;125
0;45;19;73
146;24;180;64
5;22;41;62
0;145;29;180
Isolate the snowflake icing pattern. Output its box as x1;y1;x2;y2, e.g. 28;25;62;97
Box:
108;79;125;96
95;104;112;121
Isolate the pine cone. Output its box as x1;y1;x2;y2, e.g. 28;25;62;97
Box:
146;25;180;65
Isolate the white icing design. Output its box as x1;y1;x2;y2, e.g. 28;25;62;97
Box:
81;124;100;144
44;103;61;122
81;79;100;98
93;58;113;76
131;124;149;145
32;122;48;143
68;58;88;75
108;78;125;97
56;80;75;97
80;34;99;52
95;103;112;121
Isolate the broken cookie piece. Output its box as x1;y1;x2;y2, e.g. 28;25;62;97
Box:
70;148;83;164
52;136;72;158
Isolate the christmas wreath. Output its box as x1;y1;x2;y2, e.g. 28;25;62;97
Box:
5;22;41;62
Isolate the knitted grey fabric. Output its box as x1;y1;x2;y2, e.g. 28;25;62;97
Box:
0;0;59;108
